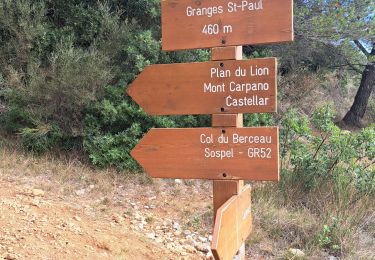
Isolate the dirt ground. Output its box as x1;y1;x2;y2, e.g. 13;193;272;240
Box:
0;176;207;260
0;148;217;260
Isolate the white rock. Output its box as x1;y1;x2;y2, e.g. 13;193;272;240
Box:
155;237;164;244
173;222;181;230
32;189;45;197
75;189;85;196
174;179;183;184
166;243;175;250
146;233;156;240
186;236;197;246
112;214;123;223
163;219;172;226
198;236;207;243
195;243;209;253
30;199;40;207
134;212;142;220
206;251;214;260
183;245;197;253
287;248;305;258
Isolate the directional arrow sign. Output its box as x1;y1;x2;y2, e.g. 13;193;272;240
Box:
131;127;279;181
211;185;252;260
127;58;277;115
161;0;294;51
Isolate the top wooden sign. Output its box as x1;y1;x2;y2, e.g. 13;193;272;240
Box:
161;0;294;51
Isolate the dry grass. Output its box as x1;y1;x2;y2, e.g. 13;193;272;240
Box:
250;183;375;259
0;136;152;197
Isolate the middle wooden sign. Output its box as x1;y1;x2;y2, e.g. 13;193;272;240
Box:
131;127;279;181
127;58;276;115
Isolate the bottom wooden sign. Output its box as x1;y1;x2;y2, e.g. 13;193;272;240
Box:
131;127;279;181
211;185;252;260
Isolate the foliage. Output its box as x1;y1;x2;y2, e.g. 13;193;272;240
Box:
295;0;374;42
0;88;32;132
244;113;274;127
0;0;209;155
0;0;114;151
83;84;176;171
19;123;62;154
278;105;374;256
280;105;374;196
249;106;374;257
317;221;340;254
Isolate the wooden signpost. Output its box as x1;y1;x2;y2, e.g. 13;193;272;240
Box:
127;58;277;115
131;127;279;181
211;185;252;260
127;1;293;259
161;0;293;51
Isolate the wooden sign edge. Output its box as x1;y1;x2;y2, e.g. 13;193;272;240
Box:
211;185;252;259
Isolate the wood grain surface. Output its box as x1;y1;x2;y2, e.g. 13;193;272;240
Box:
211;185;252;260
211;46;243;61
212;114;243;128
161;0;294;51
131;127;279;181
127;58;277;115
213;180;243;222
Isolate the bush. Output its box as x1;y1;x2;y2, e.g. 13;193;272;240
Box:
0;88;33;132
251;106;374;257
27;38;112;134
244;113;274;127
280;105;374;195
277;105;374;256
19;123;63;154
82;77;215;171
83;84;178;171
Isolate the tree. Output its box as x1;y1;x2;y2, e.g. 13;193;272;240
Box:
294;0;375;127
342;42;374;126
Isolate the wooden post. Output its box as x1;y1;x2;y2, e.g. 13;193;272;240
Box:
212;46;246;260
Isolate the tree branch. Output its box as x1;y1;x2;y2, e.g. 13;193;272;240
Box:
354;40;370;56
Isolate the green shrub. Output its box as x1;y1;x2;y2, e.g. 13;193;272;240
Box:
244;113;274;127
83;84;177;171
280;105;374;197
19;123;63;154
317;221;341;255
0;88;32;132
0;0;210;159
